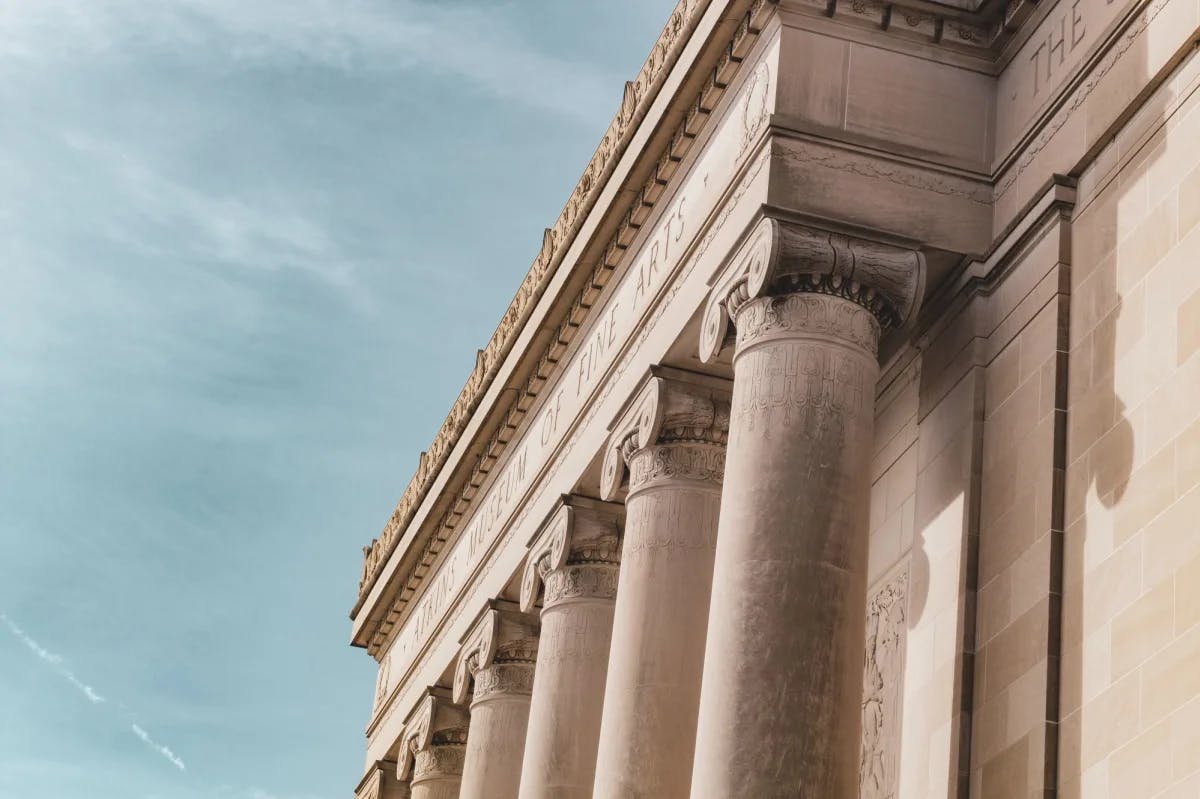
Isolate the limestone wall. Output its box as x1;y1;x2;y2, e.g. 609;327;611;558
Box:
1059;45;1200;799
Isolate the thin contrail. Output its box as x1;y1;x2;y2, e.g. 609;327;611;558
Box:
1;614;105;703
132;723;187;771
2;612;187;772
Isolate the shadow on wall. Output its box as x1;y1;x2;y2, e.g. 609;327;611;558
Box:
1061;6;1189;793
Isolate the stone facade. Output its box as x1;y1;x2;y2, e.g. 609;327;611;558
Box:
349;0;1200;796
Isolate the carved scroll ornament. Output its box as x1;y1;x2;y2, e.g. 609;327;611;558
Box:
397;691;469;782
699;217;924;363
600;369;731;501
520;499;623;613
452;604;539;705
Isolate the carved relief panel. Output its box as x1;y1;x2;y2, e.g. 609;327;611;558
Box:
860;565;908;799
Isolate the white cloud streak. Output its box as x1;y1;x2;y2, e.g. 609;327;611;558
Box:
60;131;359;294
0;0;619;123
1;614;106;703
3;614;189;773
131;723;188;771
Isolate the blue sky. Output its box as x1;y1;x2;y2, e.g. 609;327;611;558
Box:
0;1;675;796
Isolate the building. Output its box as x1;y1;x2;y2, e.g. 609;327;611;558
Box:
348;0;1200;796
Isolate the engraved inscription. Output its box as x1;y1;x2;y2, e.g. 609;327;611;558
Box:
373;55;771;709
1026;0;1089;97
997;0;1134;154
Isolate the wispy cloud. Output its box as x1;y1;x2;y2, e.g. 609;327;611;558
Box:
132;723;187;771
60;131;359;295
0;0;619;124
2;614;189;773
1;614;106;703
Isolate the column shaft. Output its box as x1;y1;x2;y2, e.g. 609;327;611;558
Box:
461;687;532;799
519;570;616;798
455;603;539;799
690;292;880;797
595;454;720;798
410;746;464;799
517;498;622;799
593;369;729;799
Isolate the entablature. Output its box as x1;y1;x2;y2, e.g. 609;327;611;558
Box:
352;0;1197;676
353;0;781;654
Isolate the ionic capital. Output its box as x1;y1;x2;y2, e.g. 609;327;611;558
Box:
520;496;623;613
397;688;469;783
699;217;924;363
452;600;539;705
355;760;410;799
600;366;731;501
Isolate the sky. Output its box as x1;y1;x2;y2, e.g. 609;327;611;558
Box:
0;1;677;797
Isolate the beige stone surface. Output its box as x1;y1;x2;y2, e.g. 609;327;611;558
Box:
345;2;1200;796
517;497;622;799
1060;47;1200;799
398;689;469;799
356;761;411;799
592;369;729;799
453;602;539;799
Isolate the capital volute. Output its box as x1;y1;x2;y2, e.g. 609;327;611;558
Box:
452;600;539;704
699;216;924;363
520;496;623;613
356;760;410;799
397;688;469;781
600;366;732;501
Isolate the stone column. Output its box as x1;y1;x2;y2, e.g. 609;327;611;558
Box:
591;367;730;799
517;496;623;799
453;600;540;799
398;688;469;799
689;217;922;798
355;760;412;799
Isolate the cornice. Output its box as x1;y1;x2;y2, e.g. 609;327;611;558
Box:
354;0;778;652
776;0;1041;61
914;175;1076;345
350;0;715;611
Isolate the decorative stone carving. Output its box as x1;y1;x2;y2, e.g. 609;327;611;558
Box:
518;496;624;799
860;567;908;799
699;216;924;364
452;602;539;705
453;602;540;799
788;0;995;52
593;367;730;799
374;653;391;711
520;498;623;613
355;760;410;799
397;689;469;787
600;366;731;501
355;0;780;632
